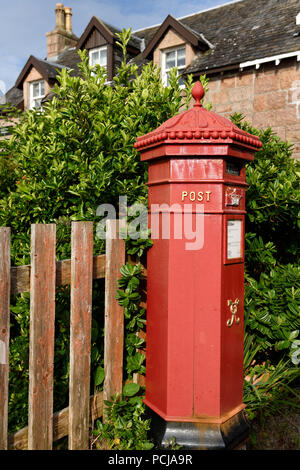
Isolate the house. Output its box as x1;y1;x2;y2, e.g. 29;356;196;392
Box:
134;0;300;159
2;0;300;159
1;3;143;114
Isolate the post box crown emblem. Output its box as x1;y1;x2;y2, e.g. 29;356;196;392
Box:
134;81;262;151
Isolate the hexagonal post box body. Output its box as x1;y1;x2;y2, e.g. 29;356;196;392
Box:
134;83;262;449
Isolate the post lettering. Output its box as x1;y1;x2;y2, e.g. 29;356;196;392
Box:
181;191;188;201
181;190;212;202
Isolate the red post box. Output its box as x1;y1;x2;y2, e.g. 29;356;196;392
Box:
134;82;262;449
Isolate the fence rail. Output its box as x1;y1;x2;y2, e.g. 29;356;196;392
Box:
0;220;126;450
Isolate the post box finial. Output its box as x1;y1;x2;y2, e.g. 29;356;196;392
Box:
192;81;205;107
134;79;262;151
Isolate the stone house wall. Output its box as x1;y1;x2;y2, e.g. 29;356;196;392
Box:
152;28;300;159
204;58;300;160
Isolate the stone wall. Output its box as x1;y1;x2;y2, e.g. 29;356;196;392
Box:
204;58;300;160
46;29;77;60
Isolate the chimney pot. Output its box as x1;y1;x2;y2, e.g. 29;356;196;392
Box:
55;3;65;30
64;7;73;33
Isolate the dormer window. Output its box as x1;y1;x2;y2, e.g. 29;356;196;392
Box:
29;80;45;109
89;46;107;69
162;46;186;87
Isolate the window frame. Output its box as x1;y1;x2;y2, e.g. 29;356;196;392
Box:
29;80;45;110
161;45;186;88
88;45;108;69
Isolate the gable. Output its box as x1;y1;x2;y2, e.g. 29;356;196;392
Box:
155;28;186;51
77;16;114;51
141;14;209;60
15;56;59;90
153;28;196;70
82;26;108;50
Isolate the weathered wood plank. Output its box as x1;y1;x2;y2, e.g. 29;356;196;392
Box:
10;255;106;294
56;255;106;286
56;258;71;286
103;220;125;405
92;254;106;280
0;228;11;450
8;392;104;450
10;265;30;295
28;224;56;450
69;221;93;450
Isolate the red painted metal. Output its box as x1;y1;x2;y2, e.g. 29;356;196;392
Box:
136;83;261;423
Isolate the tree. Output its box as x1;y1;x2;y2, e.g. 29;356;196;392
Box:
231;114;300;418
0;29;194;433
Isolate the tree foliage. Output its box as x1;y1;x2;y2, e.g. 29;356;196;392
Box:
0;29;195;433
0;44;186;263
230;114;300;418
231;114;300;356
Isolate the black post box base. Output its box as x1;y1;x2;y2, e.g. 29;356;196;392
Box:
147;408;250;450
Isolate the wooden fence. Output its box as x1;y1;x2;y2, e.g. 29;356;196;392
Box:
0;220;127;450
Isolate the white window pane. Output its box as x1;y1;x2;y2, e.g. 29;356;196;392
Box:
178;74;185;86
99;49;107;66
89;47;107;68
166;51;176;69
32;82;40;97
177;48;185;59
166;72;170;86
33;98;42;108
177;48;186;67
162;48;186;89
30;80;45;109
90;51;99;66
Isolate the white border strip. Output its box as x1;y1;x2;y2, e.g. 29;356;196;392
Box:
240;50;300;69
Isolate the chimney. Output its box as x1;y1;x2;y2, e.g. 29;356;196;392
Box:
46;3;78;60
64;7;72;33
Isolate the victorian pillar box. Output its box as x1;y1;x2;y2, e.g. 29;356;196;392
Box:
134;83;262;449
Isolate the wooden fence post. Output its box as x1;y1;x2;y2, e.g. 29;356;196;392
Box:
103;220;125;406
4;220;128;449
69;221;93;450
0;228;11;450
28;224;56;450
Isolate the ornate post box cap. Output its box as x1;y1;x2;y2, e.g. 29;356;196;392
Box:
134;82;262;158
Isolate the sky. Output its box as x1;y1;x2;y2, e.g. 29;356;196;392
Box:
0;0;237;94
